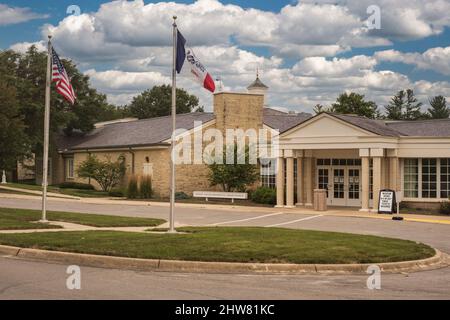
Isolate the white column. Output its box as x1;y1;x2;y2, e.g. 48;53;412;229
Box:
371;148;384;212
296;155;304;206
304;151;313;207
360;149;370;212
276;153;285;207
285;150;295;208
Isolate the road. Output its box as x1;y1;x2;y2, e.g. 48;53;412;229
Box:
0;196;449;299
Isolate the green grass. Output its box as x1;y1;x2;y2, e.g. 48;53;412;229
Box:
0;207;165;230
0;227;435;264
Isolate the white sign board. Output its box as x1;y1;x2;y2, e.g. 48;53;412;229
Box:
378;190;395;213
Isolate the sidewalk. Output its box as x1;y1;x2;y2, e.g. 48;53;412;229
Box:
1;192;450;225
0;185;80;200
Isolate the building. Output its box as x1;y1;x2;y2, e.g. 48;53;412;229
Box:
49;76;450;211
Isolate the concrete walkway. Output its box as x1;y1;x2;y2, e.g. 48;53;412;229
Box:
0;185;80;200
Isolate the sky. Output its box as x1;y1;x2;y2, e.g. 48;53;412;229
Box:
1;0;449;113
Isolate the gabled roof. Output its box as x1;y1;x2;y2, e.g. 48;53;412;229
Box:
263;108;312;132
330;113;401;137
66;112;216;151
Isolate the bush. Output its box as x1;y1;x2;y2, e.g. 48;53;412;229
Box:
109;189;125;197
58;182;94;190
175;191;190;200
140;176;153;199
127;176;139;199
439;201;450;215
251;187;276;205
58;182;92;190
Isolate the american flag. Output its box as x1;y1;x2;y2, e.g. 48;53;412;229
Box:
52;48;76;105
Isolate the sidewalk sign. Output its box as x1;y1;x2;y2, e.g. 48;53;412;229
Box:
378;189;397;214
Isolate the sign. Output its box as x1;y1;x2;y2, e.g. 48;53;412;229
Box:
378;189;397;214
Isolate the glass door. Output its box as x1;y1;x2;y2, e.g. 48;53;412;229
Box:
332;168;346;206
347;168;361;207
317;168;331;205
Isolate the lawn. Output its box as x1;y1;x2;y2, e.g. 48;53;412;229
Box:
0;227;435;264
0;207;165;230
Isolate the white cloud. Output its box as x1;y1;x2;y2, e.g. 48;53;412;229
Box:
0;4;48;26
292;55;377;77
376;47;450;75
9;41;46;53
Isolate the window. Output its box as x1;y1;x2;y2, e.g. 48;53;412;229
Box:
404;159;419;198
422;159;437;198
441;159;450;198
260;158;276;189
66;158;74;179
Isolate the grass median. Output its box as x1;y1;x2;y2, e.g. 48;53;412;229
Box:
0;207;165;230
0;227;435;264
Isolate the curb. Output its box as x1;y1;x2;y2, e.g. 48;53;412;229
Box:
0;245;447;275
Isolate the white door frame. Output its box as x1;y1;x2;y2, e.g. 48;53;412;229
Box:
316;164;362;207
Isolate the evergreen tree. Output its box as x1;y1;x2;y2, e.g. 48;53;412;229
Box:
331;92;378;119
385;89;425;120
427;96;449;119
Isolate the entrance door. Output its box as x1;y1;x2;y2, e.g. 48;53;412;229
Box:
332;168;346;206
317;168;331;205
347;167;361;207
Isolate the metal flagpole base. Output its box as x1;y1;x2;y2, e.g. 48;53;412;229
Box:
166;229;178;234
39;219;49;224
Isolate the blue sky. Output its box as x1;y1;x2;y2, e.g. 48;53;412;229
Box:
1;0;449;112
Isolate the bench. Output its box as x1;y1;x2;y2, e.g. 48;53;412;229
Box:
193;191;248;203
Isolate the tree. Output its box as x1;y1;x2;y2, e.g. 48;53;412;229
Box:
77;155;127;192
331;92;379;119
0;80;30;171
427;96;449;119
385;89;425;120
127;84;199;119
0;46;124;155
208;144;259;192
313;104;330;114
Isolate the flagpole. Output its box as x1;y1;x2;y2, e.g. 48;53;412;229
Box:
40;35;52;223
168;16;177;233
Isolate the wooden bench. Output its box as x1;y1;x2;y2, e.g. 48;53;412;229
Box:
193;191;248;203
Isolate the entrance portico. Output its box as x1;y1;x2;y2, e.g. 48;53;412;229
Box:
275;113;401;211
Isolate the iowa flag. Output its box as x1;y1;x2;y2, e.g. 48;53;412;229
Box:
176;30;215;93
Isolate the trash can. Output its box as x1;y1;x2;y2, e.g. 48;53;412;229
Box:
313;189;327;211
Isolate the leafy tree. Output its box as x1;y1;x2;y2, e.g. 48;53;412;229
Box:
0;46;124;155
313;104;332;114
208;144;259;192
331;92;379;119
77;155;127;192
0;80;30;171
427;96;449;119
127;84;199;119
385;89;425;120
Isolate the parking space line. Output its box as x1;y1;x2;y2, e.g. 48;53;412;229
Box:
266;214;323;227
206;212;285;226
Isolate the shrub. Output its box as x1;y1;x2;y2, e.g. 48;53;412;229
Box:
58;182;94;190
439;201;450;215
140;176;153;199
127;175;139;199
109;189;125;197
251;187;276;205
175;191;190;200
77;154;127;192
